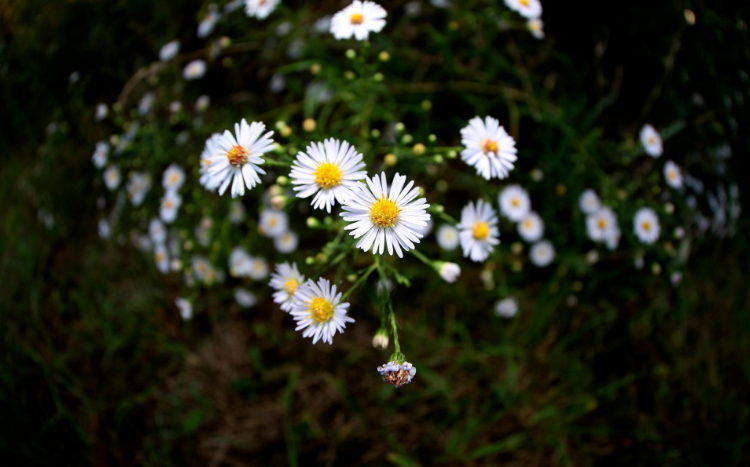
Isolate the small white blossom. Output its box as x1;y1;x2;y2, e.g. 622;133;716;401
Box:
274;231;298;254
248;256;269;280
586;206;618;243
634;207;660;244
458;199;499;262
126;172;152;207
269;262;306;312
154;244;170;273
530;240;555;267
663;160;683;189
235;288;258;308
499;184;531;222
436;224;460;251
159;191;182;223
259;209;288;238
149;218;167;244
245;0;279;19
330;1;387;41
460;116;518;180
640;124;663;157
162;164;186;192
95;103;108;121
290;278;354;345
438;262;461;283
198;10;220;38
527;18;544;39
579;189;600;215
495;297;518;318
98;219;111;239
517;211;544;243
159;40;180;61
92;141;110;169
505;0;542;19
103;165;121;191
183;60;207;80
175;298;193;320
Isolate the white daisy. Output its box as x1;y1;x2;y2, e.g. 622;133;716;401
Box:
340;172;430;258
259;208;288;238
138;92;155;116
330;1;387;41
579;189;601;215
377;361;416;388
460;116;518;180
663;160;683;189
149;218;167;244
419;218;433;237
159;40;180;61
154;244;170;273
269;262;306;312
103;165;121;191
530;240;555;267
162;164;186;192
199;133;222;190
495;297;518;318
98;219;111;239
586;206;618;242
192;256;213;283
438;262;461;283
159;190;182;224
436;224;460;251
245;0;279;19
183;60;207;80
235;288;257;308
175;298;192;320
197;10;220;38
458;199;500;262
92;141;110;169
290;278;353;345
527;18;544;39
640;124;663;157
248;256;269;280
499;184;531;222
274;230;298;254
229;247;253;277
517;211;544;243
201;120;274;198
289;138;367;213
634;207;660;244
505;0;542;18
126;172;152;206
94;103;108;121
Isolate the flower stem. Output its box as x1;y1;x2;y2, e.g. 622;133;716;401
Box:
375;256;401;355
339;262;377;303
409;248;433;267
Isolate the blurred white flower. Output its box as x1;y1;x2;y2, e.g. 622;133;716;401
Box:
259;208;288;238
198;10;220;38
194;217;213;247
175;297;192;320
499;184;531;222
229;200;246;224
640;124;663;157
436;224;460;251
183;60;207;80
159;40;180;61
527;18;544;39
494;297;518;318
195;95;211;112
290;138;367;213
245;0;279;19
634;207;660;244
154;244;170;273
530;240;555;267
438;262;461;283
126;172;152;207
314;15;332;34
103;165;121;191
269;262;306;312
98;219;111;239
378;361;416;388
159;191;182;223
248;256;269;280
162;164;186;192
517;211;544;243
430;0;451;7
229;247;253;277
505;0;542;19
663;160;683;189
290;278;354;345
149;218;167;244
458;199;499;262
138;92;155;116
376;278;393;296
92;141;110;168
94;103;108;121
670;271;683;286
340;172;430;258
274;231;298;254
579;189;600;215
330;1;387;41
460;116;517;180
235;288;257;308
586;206;618;242
270;74;286;93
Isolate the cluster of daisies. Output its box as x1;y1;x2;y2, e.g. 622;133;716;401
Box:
504;0;546;40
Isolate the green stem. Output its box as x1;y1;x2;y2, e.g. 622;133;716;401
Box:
339;262;377;303
410;248;433;267
375;256;401;355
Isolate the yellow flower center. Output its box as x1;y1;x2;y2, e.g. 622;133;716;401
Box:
164;200;173;209
520;0;530;6
310;297;334;323
155;252;164;262
269;217;278;227
314;162;343;189
648;136;656;145
370;197;400;228
350;13;364;25
511;197;520;207
598;218;608;229
668;170;677;180
226;145;249;167
523;219;533;230
642;221;652;232
482;139;499;154
284;279;299;295
473;221;490;240
170;173;179;184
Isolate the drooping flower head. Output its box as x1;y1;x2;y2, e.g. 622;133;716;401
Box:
290;278;353;344
200;119;274;198
634;207;660;244
458;199;500;262
245;0;280;19
499;184;531;222
340;172;430;258
663;160;683;189
269;262;306;312
290;138;367;213
330;1;387;41
517;211;544;243
460;116;518;180
377;361;416;388
530;240;555;267
640;124;663;157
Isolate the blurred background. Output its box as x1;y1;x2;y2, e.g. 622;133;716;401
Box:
1;0;749;466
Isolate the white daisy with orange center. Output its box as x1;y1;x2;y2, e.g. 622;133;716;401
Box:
259;208;288;238
634;207;660;244
289;138;367;213
162;164;185;192
640;124;663;157
499;184;531;222
579;189;601;215
330;1;387;41
290;278;354;345
245;0;280;19
505;0;542;19
518;211;544;243
663;160;683;189
159;190;182;223
199;133;222;191
269;262;306;312
458;199;500;262
460;116;518;180
340;172;430;258
586;206;618;242
103;165;121;191
201;119;274;198
530;240;555;267
126;172;152;207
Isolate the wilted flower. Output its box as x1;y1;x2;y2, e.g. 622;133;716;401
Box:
377;361;416;388
458;199;499;262
290;278;354;345
460;116;517;180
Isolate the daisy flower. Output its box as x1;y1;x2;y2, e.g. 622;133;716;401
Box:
192;256;214;283
197;10;220;38
605;226;621;250
159;40;180;61
458;199;500;262
98;219;111;239
437;262;461;283
436;224;460;251
634;207;660;244
269;262;306;312
248;256;269;280
94;103;108;121
419;218;433;237
229;247;253;277
199;133;222;189
460;116;518;180
103;165;121;191
154;244;170;273
201;120;274;198
505;0;542;18
245;0;279;19
290;278;354;345
175;298;192;320
586;206;618;242
259;208;288;238
162;164;186;192
640;124;663;157
92;141;110;169
527;18;544;39
579;190;600;216
149;218;167;244
517;211;544;243
235;288;257;308
377;361;416;388
340;172;430;258
138;92;155;116
160;191;182;224
495;297;518;318
183;60;207;80
499;184;531;222
330;1;387;41
663;160;683;189
126;172;152;207
530;240;555;267
274;231;298;254
289;138;367;213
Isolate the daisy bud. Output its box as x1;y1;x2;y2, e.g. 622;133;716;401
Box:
370;129;381;138
447;150;457;159
306;217;321;228
275;120;287;130
303;118;317;132
271;195;287;210
310;63;322;74
378;51;390;62
395;122;405;132
345;48;357;59
372;329;389;350
373;72;384;82
384;154;397;166
437;262;461;283
305;256;315;265
276;175;289;186
412;143;426;156
280;126;292;137
377;361;416;388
